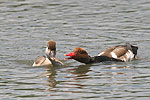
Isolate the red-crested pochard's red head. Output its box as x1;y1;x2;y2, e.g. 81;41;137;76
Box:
64;47;91;64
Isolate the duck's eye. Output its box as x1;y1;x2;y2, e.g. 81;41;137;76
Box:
78;50;81;53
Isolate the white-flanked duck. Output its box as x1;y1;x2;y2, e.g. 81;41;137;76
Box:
64;43;138;64
32;40;64;66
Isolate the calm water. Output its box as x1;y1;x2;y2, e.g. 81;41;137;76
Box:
0;0;150;99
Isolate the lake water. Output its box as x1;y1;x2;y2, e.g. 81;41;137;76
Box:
0;0;150;99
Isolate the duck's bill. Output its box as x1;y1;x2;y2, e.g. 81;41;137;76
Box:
64;52;76;60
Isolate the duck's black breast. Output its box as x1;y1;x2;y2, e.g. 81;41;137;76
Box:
88;56;122;64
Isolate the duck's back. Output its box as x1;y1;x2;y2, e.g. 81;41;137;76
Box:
98;44;138;62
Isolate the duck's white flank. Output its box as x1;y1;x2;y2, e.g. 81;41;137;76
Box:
111;52;118;59
98;52;104;56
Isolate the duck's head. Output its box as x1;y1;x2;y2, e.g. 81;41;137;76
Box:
64;47;91;64
45;40;56;58
32;56;51;66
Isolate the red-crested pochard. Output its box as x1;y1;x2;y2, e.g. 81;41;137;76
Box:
64;43;138;64
32;40;63;66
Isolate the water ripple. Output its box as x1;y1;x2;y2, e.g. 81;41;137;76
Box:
0;0;150;99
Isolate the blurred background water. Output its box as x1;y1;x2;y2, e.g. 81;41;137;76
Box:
0;0;150;99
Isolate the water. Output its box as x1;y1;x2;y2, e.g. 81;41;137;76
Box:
0;0;150;99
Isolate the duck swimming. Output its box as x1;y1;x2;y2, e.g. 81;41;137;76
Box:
64;43;138;64
32;40;63;66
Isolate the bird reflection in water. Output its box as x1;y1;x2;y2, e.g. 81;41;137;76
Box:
44;62;133;93
101;63;133;78
44;65;57;88
67;64;92;77
61;64;92;90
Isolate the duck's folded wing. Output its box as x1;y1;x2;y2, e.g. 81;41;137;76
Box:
111;46;128;58
98;46;127;58
98;46;134;61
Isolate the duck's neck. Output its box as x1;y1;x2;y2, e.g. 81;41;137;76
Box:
73;55;91;64
76;56;103;64
86;56;99;64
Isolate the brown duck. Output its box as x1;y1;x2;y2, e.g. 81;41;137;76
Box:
33;40;63;66
64;43;138;64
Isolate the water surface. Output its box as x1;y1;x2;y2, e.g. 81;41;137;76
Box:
0;0;150;99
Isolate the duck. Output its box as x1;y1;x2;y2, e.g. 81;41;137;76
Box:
64;43;138;64
32;40;64;66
